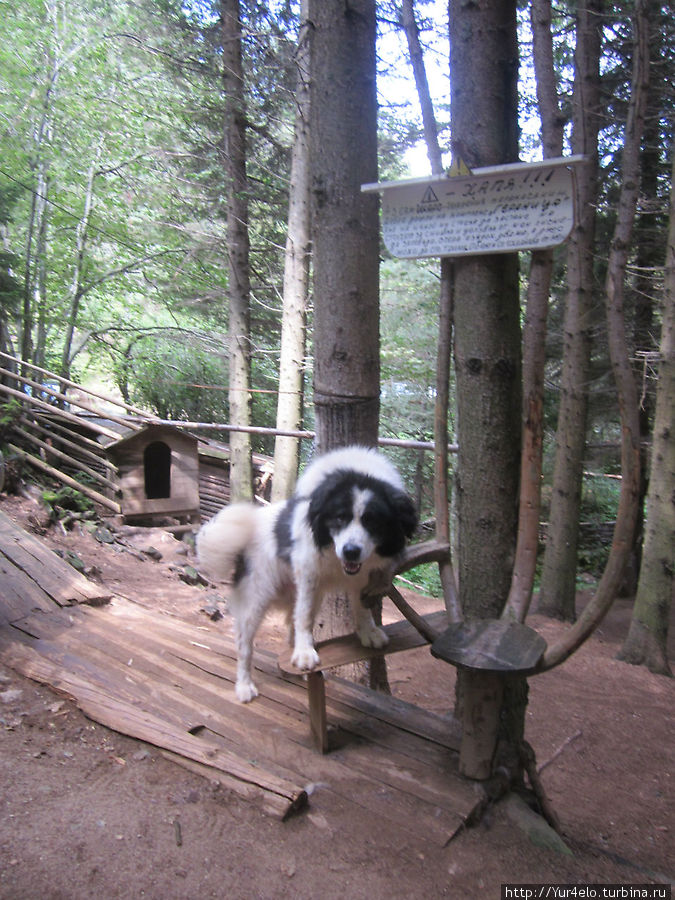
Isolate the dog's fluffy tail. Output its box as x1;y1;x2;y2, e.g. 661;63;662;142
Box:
196;503;259;583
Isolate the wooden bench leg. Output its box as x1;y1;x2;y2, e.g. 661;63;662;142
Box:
307;671;329;753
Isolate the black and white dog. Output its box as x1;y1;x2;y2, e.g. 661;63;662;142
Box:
197;446;417;702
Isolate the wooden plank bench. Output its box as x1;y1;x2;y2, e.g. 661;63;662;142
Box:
277;609;448;752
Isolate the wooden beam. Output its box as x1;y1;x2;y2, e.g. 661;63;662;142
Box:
7;443;121;513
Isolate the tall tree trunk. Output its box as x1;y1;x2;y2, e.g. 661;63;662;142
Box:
222;0;253;501
272;1;312;502
541;0;651;672
505;0;564;622
623;6;665;595
309;0;380;455
61;140;103;381
538;0;602;622
449;0;521;619
400;0;459;618
449;0;524;779
617;147;674;676
308;0;384;688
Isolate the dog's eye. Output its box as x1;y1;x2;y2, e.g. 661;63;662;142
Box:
330;514;350;529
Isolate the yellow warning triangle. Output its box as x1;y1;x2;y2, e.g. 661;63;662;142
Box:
446;157;472;177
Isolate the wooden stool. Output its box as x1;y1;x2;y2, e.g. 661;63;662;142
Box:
430;619;547;779
277;610;448;752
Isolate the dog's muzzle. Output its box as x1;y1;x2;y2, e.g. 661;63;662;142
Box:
341;543;362;576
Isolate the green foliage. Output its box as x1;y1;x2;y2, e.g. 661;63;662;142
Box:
120;334;230;422
42;485;95;516
395;563;443;600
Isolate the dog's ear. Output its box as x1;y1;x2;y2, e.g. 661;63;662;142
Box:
388;487;418;539
306;474;340;548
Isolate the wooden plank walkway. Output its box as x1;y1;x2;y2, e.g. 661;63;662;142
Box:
0;514;480;843
0;596;480;843
0;510;111;624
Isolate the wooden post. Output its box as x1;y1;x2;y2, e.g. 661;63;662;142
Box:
307;671;328;753
458;672;504;779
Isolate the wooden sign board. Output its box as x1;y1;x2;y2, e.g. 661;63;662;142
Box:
363;157;585;259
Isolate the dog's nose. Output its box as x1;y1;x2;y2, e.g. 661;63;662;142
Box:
342;543;362;562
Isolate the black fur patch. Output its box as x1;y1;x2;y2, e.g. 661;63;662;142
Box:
233;551;249;584
274;497;296;563
307;469;417;558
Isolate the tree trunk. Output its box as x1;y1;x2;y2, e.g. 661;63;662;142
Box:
401;0;458;617
623;6;665;595
538;0;602;622
272;1;312;502
309;0;380;455
449;0;521;619
505;0;564;622
222;0;253;501
61;141;103;381
308;0;384;689
541;0;651;672
449;0;523;780
617;154;675;677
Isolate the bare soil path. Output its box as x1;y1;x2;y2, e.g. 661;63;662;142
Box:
0;494;672;899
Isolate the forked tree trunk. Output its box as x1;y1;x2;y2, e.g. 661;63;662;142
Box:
538;0;602;622
222;0;253;500
272;1;312;502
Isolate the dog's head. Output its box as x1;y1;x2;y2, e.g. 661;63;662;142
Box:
307;470;417;576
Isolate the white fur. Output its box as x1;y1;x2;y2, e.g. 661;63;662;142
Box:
197;446;411;703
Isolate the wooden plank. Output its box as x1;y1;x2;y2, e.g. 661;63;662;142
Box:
0;627;307;820
161;752;303;820
0;379;121;441
431;619;547;674
277;610;448;675
7;444;121;513
1;601;480;843
0;551;58;622
102;600;462;755
72;605;473;813
0;511;110;606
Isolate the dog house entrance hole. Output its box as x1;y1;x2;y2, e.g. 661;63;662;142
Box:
144;440;172;499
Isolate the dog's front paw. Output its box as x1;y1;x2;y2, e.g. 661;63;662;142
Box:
291;646;321;671
357;624;389;650
235;678;259;703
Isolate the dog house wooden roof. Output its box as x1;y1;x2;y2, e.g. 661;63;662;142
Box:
106;423;200;522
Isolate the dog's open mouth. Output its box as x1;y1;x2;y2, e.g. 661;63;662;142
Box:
342;560;362;576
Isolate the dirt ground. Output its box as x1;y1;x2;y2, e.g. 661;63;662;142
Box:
0;492;672;899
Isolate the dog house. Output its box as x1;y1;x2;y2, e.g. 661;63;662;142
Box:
107;424;200;523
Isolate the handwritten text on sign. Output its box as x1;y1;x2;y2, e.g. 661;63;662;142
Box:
380;165;576;258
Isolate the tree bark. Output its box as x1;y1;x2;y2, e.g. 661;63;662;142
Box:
449;0;523;780
538;0;602;622
309;0;380;455
400;0;458;618
617;153;674;676
61;139;104;382
308;0;384;689
222;0;253;501
272;1;312;502
505;0;564;622
542;0;651;671
449;0;521;619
